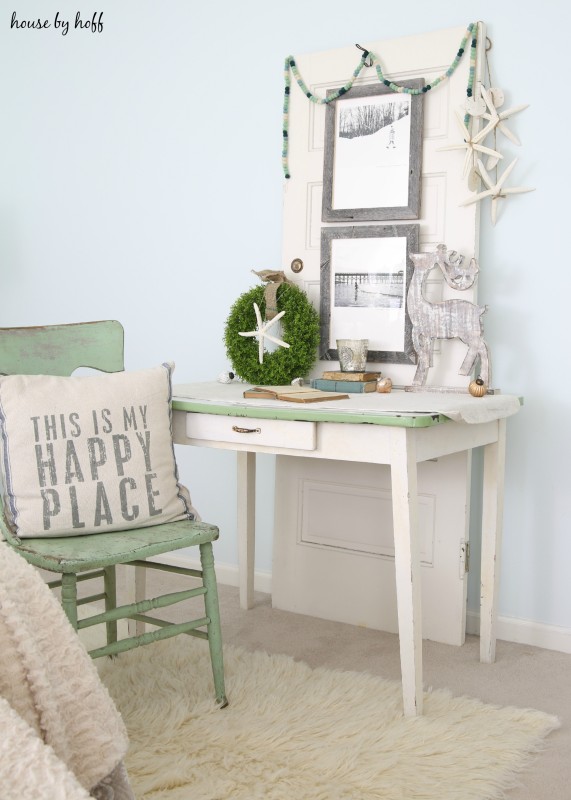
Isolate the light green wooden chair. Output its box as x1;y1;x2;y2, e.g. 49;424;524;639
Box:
0;320;227;707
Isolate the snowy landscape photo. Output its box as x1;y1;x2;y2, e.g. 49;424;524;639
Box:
332;93;412;210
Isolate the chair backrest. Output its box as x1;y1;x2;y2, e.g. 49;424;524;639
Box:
0;320;125;377
0;321;125;543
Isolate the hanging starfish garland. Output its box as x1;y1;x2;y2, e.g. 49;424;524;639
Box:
438;109;503;178
238;303;290;364
460;158;535;225
282;24;533;228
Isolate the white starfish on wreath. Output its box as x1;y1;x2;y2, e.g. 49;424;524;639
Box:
238;303;290;364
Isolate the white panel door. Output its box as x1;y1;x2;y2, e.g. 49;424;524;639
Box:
274;25;484;645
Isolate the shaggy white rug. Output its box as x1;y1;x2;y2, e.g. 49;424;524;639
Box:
98;637;559;800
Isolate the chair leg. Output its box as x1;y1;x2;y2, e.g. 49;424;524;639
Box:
200;542;228;708
103;566;118;646
134;562;147;637
61;573;79;631
121;563;147;637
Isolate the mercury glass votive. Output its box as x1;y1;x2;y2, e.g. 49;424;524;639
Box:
336;339;369;372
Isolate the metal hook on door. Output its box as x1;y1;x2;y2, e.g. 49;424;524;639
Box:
355;44;373;67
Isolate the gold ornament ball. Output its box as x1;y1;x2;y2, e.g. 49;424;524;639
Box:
376;377;393;393
469;378;487;397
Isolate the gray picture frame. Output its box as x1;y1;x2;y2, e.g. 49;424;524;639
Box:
320;224;419;364
321;80;424;222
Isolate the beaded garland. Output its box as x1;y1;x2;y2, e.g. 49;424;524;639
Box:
282;50;370;178
283;22;478;178
224;283;320;385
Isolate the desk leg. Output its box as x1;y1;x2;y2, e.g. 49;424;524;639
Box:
237;451;256;609
390;428;423;717
480;418;506;663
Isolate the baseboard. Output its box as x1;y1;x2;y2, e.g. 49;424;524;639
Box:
466;609;571;654
148;554;570;655
146;553;273;595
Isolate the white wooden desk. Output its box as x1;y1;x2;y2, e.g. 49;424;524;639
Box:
172;382;521;716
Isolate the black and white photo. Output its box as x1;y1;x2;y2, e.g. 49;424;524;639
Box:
320;224;420;363
322;81;424;221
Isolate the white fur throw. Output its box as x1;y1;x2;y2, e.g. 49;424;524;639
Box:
0;541;133;798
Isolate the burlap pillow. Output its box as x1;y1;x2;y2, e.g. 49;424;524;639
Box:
0;362;196;538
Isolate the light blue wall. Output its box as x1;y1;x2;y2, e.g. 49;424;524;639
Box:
1;1;569;631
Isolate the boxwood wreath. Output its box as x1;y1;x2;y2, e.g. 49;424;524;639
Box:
224;283;320;385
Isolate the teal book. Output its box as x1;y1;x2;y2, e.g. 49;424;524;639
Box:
312;378;377;394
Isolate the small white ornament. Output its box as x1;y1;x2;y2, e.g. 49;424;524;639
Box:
489;87;504;108
217;371;235;384
291;377;304;387
238;302;290;364
465;96;486;117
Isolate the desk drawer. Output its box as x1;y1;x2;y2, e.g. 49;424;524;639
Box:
185;413;316;451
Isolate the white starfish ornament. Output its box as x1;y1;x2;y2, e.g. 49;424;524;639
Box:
460;158;535;226
480;85;529;147
438;109;503;178
238;303;290;364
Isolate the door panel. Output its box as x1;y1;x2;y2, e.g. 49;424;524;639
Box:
276;25;483;644
273;453;471;644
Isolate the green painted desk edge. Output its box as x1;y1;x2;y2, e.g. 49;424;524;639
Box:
171;398;448;428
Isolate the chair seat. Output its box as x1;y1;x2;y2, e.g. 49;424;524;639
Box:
10;519;219;573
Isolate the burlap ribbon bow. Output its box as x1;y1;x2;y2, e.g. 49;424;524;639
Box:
252;269;292;320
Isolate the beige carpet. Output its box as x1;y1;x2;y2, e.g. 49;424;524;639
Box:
98;636;559;800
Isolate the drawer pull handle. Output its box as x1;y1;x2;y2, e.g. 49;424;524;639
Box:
232;425;261;434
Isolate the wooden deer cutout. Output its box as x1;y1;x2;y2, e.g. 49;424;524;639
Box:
407;244;491;388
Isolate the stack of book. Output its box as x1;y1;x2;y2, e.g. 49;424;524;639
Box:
311;370;382;394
